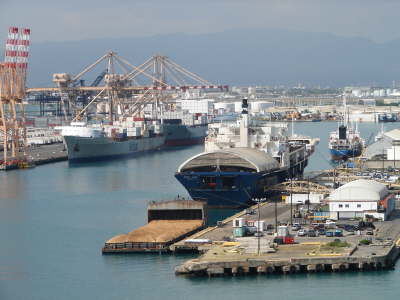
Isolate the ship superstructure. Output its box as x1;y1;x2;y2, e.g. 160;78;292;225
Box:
175;99;319;207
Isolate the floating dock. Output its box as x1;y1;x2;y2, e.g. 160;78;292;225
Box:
102;200;206;253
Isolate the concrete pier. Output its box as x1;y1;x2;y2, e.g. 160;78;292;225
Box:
175;243;400;276
175;209;400;277
0;143;67;171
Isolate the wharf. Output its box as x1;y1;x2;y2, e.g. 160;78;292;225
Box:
27;143;67;165
175;211;400;277
102;200;206;253
312;168;400;189
0;143;67;171
170;201;291;253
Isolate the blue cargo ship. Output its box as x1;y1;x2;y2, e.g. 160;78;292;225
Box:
175;99;319;208
175;148;307;207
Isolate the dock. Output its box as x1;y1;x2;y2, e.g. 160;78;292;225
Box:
1;143;67;170
102;200;207;253
27;143;68;165
170;201;290;253
175;210;400;277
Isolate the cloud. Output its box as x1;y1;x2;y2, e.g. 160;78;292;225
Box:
0;0;400;44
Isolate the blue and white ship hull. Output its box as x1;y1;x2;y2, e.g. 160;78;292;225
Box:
175;170;286;208
329;148;362;160
175;148;309;208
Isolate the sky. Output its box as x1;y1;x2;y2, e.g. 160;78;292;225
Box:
1;0;400;44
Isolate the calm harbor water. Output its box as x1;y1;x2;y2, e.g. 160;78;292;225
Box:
1;121;400;300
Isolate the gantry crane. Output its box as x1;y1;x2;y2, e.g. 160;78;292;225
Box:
27;51;227;122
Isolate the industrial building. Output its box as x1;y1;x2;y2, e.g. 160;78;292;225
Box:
327;179;395;220
363;128;400;162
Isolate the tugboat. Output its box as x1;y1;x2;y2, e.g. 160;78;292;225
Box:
175;98;319;208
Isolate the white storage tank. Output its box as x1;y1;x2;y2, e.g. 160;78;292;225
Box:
214;102;235;112
251;101;273;113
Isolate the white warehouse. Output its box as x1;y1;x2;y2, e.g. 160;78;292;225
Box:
327;179;395;221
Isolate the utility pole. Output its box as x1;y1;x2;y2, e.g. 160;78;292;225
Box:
256;198;261;255
275;195;278;234
290;176;293;226
394;141;396;169
383;145;385;170
307;177;310;213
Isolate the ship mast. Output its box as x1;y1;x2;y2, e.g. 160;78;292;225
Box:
343;92;348;127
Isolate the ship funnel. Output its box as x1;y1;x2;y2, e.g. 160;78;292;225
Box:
240;98;249;147
241;98;248;114
339;125;347;140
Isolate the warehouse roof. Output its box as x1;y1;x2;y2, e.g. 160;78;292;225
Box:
362;128;400;159
384;128;400;141
363;136;392;159
178;148;279;172
329;179;388;202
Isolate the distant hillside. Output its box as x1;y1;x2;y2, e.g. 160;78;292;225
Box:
24;28;400;87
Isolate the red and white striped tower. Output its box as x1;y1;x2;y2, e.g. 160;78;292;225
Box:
16;28;30;72
4;26;18;69
0;26;31;167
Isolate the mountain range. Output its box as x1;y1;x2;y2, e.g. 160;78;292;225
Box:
22;28;400;88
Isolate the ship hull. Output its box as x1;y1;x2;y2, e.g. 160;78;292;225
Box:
64;135;165;162
164;124;207;147
329;147;362;160
175;161;308;208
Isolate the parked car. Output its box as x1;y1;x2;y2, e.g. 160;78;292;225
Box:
366;230;374;235
318;228;326;235
344;225;355;232
266;224;274;230
307;230;317;237
326;230;335;237
297;229;307;237
334;229;343;237
326;220;336;229
292;223;301;231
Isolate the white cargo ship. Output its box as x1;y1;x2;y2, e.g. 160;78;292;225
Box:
60;119;165;162
60;112;209;162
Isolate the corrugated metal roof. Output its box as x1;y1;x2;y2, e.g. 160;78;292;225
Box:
329;179;387;202
384;128;400;141
363;136;392;159
178;147;280;172
363;128;400;159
